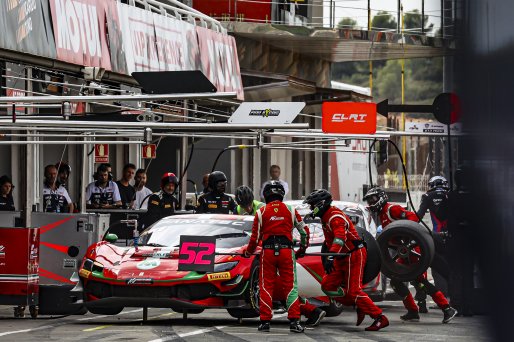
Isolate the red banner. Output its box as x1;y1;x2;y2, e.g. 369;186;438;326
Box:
49;0;112;70
322;102;377;134
196;26;244;100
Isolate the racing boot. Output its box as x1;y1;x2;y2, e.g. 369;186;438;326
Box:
418;300;428;314
305;308;326;327
356;308;365;326
400;310;420;322
442;307;457;323
365;315;389;331
258;321;270;332
289;319;305;333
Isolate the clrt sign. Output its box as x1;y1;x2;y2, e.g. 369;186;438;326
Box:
322;102;377;134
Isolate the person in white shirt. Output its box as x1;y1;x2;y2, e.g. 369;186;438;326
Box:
260;165;289;201
43;165;74;213
86;164;122;209
133;169;153;210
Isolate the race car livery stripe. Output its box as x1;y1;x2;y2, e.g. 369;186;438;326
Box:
286;250;299;310
85;270;205;283
40;241;69;254
39;268;75;284
300;264;323;282
39;216;74;234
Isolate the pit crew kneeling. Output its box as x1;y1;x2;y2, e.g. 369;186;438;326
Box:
243;181;308;333
304;189;389;331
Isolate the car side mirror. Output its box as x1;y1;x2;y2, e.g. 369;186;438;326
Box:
104;233;118;243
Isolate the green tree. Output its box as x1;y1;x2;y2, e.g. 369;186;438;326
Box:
371;11;397;31
403;9;434;33
337;17;357;29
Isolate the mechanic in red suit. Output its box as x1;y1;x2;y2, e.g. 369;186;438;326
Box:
363;187;457;323
304;189;389;331
243;181;308;333
273;225;327;327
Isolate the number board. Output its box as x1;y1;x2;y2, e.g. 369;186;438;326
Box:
178;235;216;272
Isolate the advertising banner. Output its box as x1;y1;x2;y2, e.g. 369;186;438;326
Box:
196;26;244;100
49;0;112;70
322;102;377;134
229;102;305;124
405;122;462;134
0;0;56;58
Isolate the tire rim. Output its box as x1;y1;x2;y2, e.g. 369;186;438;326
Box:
387;234;422;272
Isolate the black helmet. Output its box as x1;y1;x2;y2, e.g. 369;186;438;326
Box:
235;185;254;207
262;181;285;203
208;171;227;193
363;187;388;212
304;189;332;218
428;176;449;191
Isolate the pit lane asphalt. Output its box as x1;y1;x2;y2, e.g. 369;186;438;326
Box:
0;301;491;341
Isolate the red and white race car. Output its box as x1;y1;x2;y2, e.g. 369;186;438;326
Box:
77;210;383;318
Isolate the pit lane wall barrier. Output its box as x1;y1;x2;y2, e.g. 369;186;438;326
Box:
0;0;243;100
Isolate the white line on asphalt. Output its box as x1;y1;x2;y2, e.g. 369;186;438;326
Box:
148;326;227;342
0;324;56;337
0;308;145;337
76;308;143;321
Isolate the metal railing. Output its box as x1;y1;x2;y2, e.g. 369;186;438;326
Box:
204;0;457;38
122;0;227;33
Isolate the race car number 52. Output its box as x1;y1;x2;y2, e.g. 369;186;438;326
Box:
178;235;216;272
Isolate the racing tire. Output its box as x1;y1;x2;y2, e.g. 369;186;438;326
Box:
227;259;260;319
377;220;435;282
172;308;205;314
356;227;382;285
320;299;344;317
87;307;124;315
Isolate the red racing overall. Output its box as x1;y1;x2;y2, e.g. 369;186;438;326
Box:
245;200;307;321
320;206;382;319
380;202;450;312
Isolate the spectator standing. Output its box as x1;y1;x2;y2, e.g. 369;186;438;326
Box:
42;165;74;213
202;173;210;194
86;164;121;209
133;169;153;210
116;163;136;209
55;162;71;189
0;175;14;211
260;165;289;200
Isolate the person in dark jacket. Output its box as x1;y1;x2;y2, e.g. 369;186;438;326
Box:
196;171;236;214
144;172;179;228
0;175;14;211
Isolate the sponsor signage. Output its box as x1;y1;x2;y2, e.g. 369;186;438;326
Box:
125;278;153;285
405;122;462;134
196;26;244;100
229;102;305;124
94;144;109;163
49;0;112;69
207;272;231;281
142;144;157;159
178;235;216;272
322;102;377;134
0;0;57;58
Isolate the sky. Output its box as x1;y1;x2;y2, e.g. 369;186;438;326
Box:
322;0;442;33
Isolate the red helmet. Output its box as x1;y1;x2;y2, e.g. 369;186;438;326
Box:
161;172;178;189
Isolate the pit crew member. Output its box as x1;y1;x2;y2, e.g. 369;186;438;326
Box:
196;171;236;214
243;181;308;333
305;189;389;331
235;185;264;215
364;187;457;323
144;173;179;227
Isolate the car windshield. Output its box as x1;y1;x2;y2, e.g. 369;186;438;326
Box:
138;218;253;249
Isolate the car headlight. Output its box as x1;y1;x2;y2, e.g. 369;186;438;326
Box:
213;261;239;273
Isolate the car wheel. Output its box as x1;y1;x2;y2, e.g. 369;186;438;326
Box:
377;220;435;282
320;299;344;317
227;260;260;319
87;307;124;315
356;227;382;284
